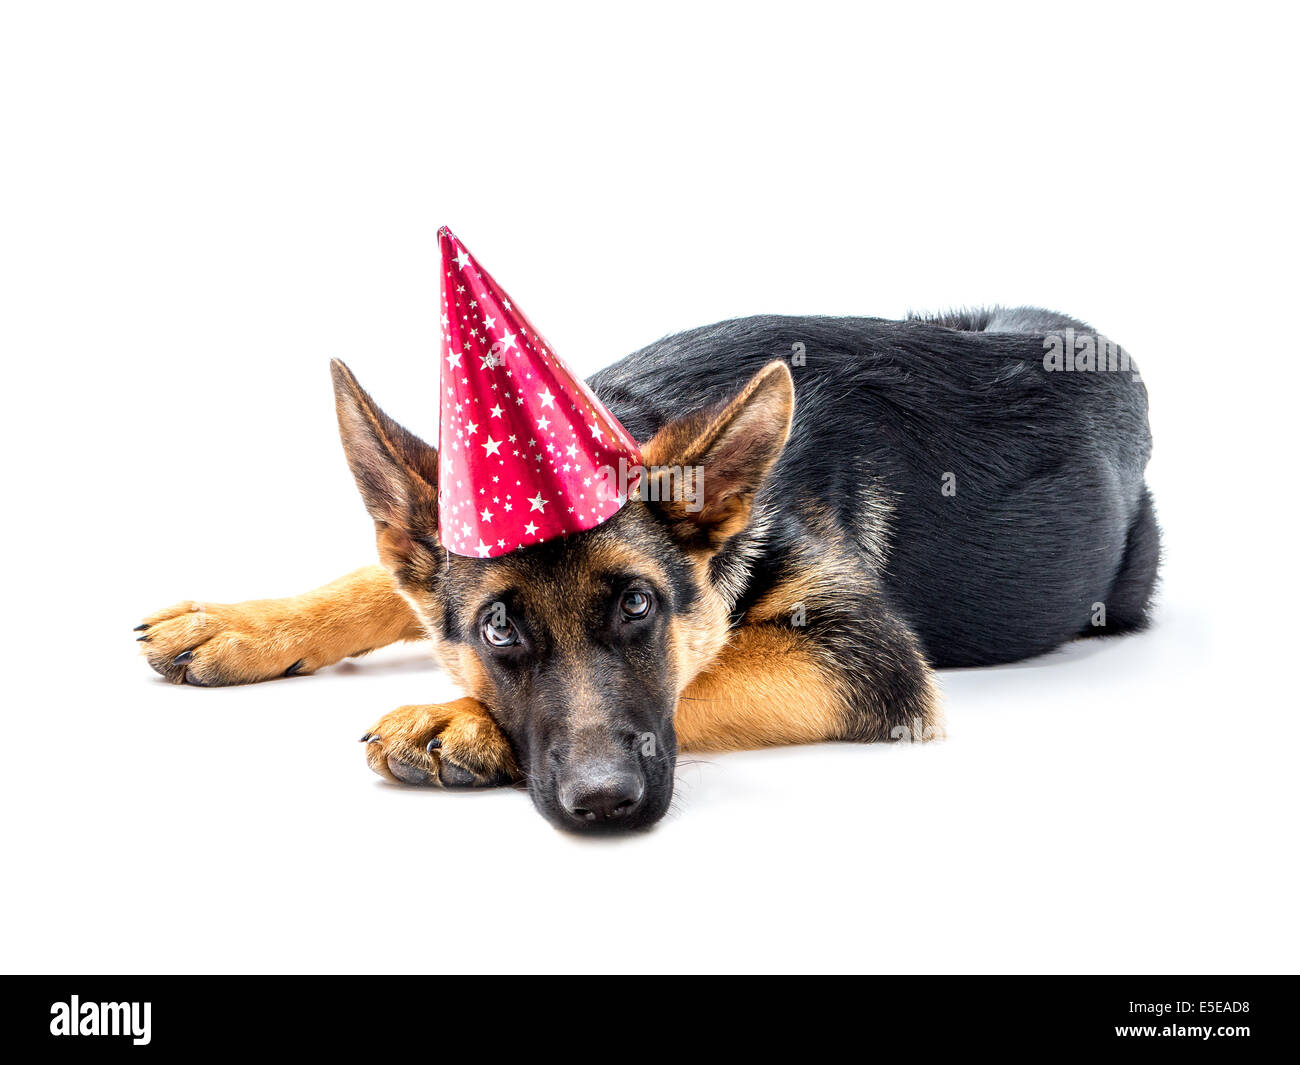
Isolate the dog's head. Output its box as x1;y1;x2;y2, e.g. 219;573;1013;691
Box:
331;358;793;832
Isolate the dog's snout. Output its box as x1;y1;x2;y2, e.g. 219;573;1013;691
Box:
537;722;675;832
558;767;645;824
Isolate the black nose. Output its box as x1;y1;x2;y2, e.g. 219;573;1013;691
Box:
559;770;645;823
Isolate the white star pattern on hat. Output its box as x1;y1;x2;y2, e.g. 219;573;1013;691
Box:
435;228;641;558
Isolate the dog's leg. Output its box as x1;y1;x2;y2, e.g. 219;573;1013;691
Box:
361;698;519;788
137;564;425;685
675;614;942;752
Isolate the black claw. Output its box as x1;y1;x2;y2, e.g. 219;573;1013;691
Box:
359;732;372;743
133;623;149;632
173;650;194;665
136;635;150;642
284;659;305;677
367;735;382;744
426;737;442;752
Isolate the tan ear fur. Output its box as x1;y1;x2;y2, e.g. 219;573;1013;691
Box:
331;359;440;563
641;360;794;549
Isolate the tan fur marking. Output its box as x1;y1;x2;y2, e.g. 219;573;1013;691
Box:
674;625;853;752
582;538;672;585
438;642;495;704
364;697;518;785
139;565;425;685
747;541;866;626
740;540;946;742
331;359;440;537
666;580;732;693
641;361;795;547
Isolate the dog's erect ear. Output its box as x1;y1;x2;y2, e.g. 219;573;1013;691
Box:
641;360;794;549
331;359;440;555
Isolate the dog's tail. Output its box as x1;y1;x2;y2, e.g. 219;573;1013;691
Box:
909;305;1094;335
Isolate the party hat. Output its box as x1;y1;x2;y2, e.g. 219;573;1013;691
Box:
437;228;642;558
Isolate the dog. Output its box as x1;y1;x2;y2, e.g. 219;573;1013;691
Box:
137;306;1158;831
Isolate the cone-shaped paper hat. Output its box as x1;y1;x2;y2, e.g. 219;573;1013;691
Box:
437;228;642;558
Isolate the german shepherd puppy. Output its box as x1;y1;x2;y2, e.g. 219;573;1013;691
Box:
137;307;1158;832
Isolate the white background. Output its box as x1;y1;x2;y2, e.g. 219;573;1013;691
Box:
2;2;1296;974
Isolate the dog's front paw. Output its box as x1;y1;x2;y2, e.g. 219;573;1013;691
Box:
135;599;311;686
362;699;518;788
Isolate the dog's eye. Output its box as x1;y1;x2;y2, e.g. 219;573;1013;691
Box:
481;616;519;648
620;590;653;621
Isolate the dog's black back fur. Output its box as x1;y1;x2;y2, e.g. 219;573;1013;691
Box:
591;307;1158;668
